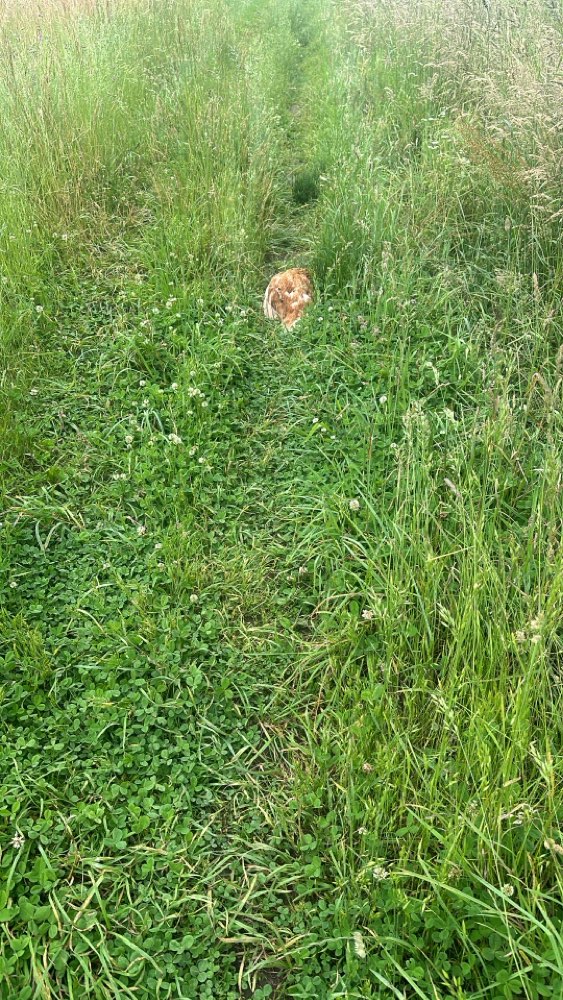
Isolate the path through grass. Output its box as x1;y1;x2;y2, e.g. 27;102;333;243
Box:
1;0;562;997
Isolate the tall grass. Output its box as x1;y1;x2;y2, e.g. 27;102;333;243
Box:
0;0;295;362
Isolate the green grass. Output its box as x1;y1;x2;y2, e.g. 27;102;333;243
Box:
0;0;562;996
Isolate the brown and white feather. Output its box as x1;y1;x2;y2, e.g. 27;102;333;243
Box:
263;268;314;329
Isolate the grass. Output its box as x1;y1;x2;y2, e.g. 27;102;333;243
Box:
0;0;562;996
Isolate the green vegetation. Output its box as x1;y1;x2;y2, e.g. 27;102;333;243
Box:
0;0;562;996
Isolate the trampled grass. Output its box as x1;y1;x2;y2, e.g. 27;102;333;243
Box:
0;0;562;996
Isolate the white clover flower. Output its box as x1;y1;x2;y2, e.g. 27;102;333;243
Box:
11;832;25;849
502;883;515;897
35;305;44;314
137;525;146;536
9;581;17;589
189;446;198;456
357;826;368;836
30;388;39;396
139;379;146;387
352;931;366;959
372;866;389;881
168;433;182;445
349;499;360;511
154;543;163;551
190;593;198;604
125;434;133;447
170;382;178;391
362;762;373;773
362;609;375;621
379;395;387;405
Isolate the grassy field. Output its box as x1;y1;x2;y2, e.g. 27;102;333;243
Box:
0;0;562;996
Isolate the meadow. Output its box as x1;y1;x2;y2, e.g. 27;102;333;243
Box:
0;0;562;996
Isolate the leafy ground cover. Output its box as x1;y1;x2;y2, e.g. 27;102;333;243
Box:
0;0;562;996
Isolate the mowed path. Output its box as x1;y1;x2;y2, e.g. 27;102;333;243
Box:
1;263;391;996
